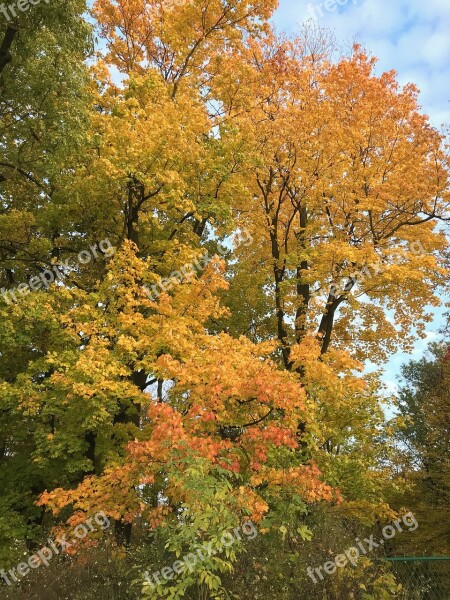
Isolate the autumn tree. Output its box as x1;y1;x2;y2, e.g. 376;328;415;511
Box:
213;34;449;366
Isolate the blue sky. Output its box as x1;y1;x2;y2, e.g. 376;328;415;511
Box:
273;0;450;392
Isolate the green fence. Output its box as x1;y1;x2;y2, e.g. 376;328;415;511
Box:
385;557;450;599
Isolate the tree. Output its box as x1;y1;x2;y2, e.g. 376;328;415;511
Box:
214;35;449;367
391;342;450;556
0;0;92;561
